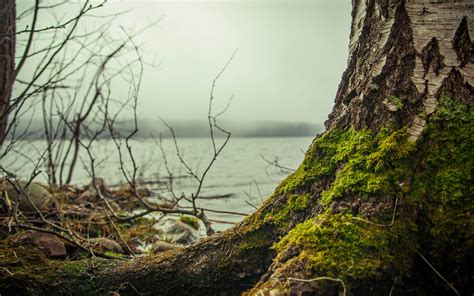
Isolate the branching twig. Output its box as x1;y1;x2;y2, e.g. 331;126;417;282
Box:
260;154;295;173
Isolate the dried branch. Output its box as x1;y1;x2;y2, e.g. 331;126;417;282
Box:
260;154;295;173
417;251;460;295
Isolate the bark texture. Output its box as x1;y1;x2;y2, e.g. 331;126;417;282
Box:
0;1;472;295
0;0;15;147
326;0;473;139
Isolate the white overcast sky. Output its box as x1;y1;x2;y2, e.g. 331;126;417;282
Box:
20;0;352;124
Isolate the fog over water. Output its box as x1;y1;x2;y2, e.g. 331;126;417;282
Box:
17;0;352;127
12;118;323;139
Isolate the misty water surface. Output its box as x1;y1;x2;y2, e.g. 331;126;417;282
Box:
6;136;313;231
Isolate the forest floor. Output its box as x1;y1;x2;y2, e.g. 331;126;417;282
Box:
0;179;203;279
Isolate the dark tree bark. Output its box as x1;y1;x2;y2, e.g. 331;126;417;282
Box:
0;0;15;147
326;0;473;139
1;1;472;295
0;0;16;147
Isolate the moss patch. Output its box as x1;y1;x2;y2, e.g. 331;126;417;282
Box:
321;128;415;204
274;212;415;280
264;97;472;292
59;260;91;274
180;215;200;230
237;228;274;254
274;126;415;203
265;193;311;226
408;97;473;280
274;130;349;196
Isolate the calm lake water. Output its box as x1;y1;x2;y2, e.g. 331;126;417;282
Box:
4;137;314;231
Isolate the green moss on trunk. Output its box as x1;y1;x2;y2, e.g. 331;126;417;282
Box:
251;98;473;295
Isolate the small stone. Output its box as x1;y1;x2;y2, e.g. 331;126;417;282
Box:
13;231;67;258
76;177;109;203
1;181;54;212
153;241;182;253
157;219;199;245
86;238;124;254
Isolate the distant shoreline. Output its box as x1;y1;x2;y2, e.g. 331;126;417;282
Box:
8;119;324;140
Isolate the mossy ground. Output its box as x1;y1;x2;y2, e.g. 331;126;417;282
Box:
0;238;56;287
0;236;110;295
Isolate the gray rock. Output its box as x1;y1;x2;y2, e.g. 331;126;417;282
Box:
13;231;67;258
157;219;199;245
85;237;124;254
1;180;54;212
153;241;182;253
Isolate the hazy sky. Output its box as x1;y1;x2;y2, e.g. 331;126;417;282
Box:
20;0;352;124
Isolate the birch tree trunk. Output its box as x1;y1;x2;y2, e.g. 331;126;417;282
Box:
1;1;472;295
0;0;15;147
326;0;473;140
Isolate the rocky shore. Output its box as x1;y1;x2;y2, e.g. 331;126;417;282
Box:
0;179;202;265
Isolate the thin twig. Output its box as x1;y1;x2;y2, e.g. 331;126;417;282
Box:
389;276;398;296
287;276;347;296
0;267;14;276
417;251;460;295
